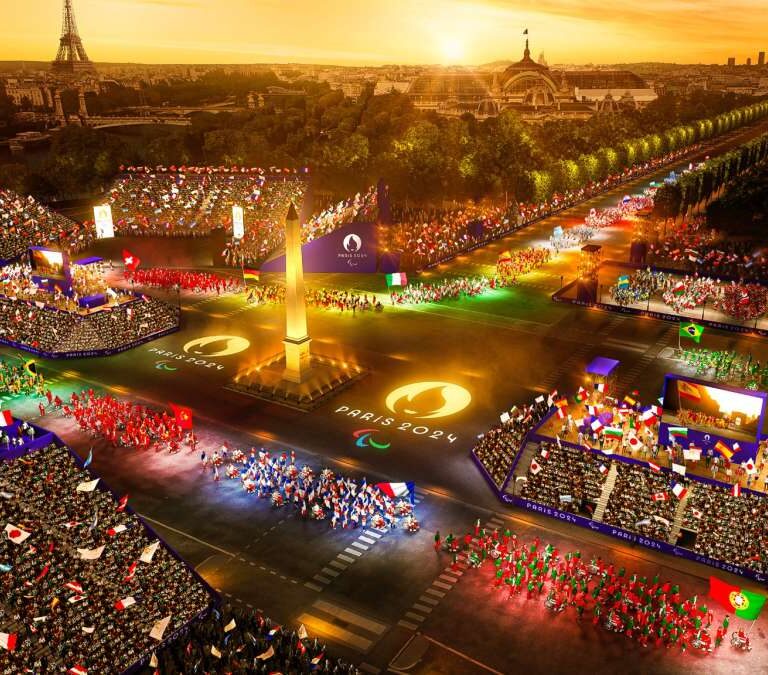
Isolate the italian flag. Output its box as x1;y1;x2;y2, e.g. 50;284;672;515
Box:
386;272;408;287
709;576;766;620
603;427;623;438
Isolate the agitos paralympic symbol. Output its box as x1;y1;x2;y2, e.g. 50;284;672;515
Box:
385;381;472;420
154;360;178;372
352;429;391;450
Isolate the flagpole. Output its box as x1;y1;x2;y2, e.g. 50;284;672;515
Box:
745;618;757;638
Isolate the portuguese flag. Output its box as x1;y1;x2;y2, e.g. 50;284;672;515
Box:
679;322;704;343
243;268;260;282
709;576;766;620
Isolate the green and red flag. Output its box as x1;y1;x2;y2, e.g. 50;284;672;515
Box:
679;322;704;343
709;576;766;620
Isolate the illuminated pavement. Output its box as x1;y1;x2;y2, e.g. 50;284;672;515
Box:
4;118;768;672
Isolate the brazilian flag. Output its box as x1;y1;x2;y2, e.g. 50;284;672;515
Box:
679;322;704;343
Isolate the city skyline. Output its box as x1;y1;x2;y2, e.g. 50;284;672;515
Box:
1;0;767;67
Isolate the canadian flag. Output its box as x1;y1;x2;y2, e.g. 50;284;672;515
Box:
5;523;31;544
114;596;136;611
651;491;668;502
0;632;17;651
122;250;140;271
530;459;542;475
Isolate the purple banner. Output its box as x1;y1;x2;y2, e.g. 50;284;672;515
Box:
261;221;379;273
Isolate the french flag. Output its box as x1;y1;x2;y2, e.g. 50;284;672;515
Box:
375;482;415;503
114;597;136;611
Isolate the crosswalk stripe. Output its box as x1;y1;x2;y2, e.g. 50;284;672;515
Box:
304;582;323;592
425;588;445;598
438;574;458;584
412;603;433;613
313;600;388;635
321;567;340;577
297;612;374;651
351;542;369;551
432;581;452;591
404;612;425;622
328;560;347;570
365;530;382;539
419;595;439;606
443;568;462;577
397;620;418;631
358;536;376;545
337;554;356;564
344;547;363;557
313;574;332;584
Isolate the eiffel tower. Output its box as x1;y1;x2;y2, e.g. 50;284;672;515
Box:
51;0;96;76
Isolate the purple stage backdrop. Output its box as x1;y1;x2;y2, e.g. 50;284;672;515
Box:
260;221;379;274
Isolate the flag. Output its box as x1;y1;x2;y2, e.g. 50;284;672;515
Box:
374;482;415;503
573;387;587;404
242;268;260;282
709;577;766;620
677;380;701;401
124;561;138;582
641;409;657;426
297;624;308;640
714;440;734;460
648;461;661;472
604;427;623;438
598;464;608;475
672;463;686;476
679;322;704;343
169;403;193;430
224;618;236;633
77;545;105;560
114;596;136;611
590;419;603;433
0;410;12;426
210;645;222;659
83;449;93;468
5;523;31;544
107;524;127;537
672;483;688;499
76;478;100;493
150;653;158;668
668;426;688;439
684;447;702;461
733;484;741;497
617;275;630;289
623;395;636;406
64;581;83;594
0;632;17;651
692;508;703;519
594;382;606;393
117;494;129;512
530;459;542;475
268;626;281;638
68;666;87;675
257;645;275;660
540;447;550;460
628;435;642;451
140;540;160;563
385;272;408;287
122;250;140;271
149;615;172;641
673;281;686;296
742;458;758;475
651;491;668;501
311;652;325;666
68;594;86;605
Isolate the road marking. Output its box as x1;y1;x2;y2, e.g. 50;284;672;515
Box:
351;542;369;551
313;574;332;584
338;554;356;564
359;663;381;674
404;612;425;622
297;612;374;652
420;634;504;675
138;514;234;556
397;620;418;631
438;574;458;584
432;581;452;590
321;567;340;577
358;536;376;545
313;600;388;635
412;603;433;614
419;595;439;606
425;588;445;598
304;582;324;592
329;560;347;570
365;531;382;539
344;547;363;557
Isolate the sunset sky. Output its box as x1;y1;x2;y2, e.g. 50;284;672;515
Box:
2;0;766;66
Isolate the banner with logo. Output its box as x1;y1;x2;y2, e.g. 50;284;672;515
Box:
260;222;379;273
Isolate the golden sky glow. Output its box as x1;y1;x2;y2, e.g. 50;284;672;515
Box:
1;0;767;65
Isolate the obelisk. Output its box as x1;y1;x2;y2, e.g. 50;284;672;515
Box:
282;202;312;383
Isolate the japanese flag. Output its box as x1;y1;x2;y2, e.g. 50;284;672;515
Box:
4;523;31;544
530;459;542;475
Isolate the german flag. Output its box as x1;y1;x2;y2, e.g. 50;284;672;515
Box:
243;268;260;282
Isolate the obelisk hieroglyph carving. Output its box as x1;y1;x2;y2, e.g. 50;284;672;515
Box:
282;202;312;383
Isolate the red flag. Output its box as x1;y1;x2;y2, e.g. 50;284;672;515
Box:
170;403;193;430
116;494;129;512
124;561;138;583
122;250;140;272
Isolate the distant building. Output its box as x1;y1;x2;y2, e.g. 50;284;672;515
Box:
4;79;48;108
747;57;752;66
406;39;656;122
727;57;736;66
759;52;765;66
373;80;411;96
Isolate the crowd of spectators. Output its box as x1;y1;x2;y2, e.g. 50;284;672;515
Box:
390;276;491;305
0;189;95;261
144;604;358;674
472;396;552;487
520;441;607;516
0;355;45;397
680;346;768;388
495;247;551;286
0;295;178;355
0;442;214;673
